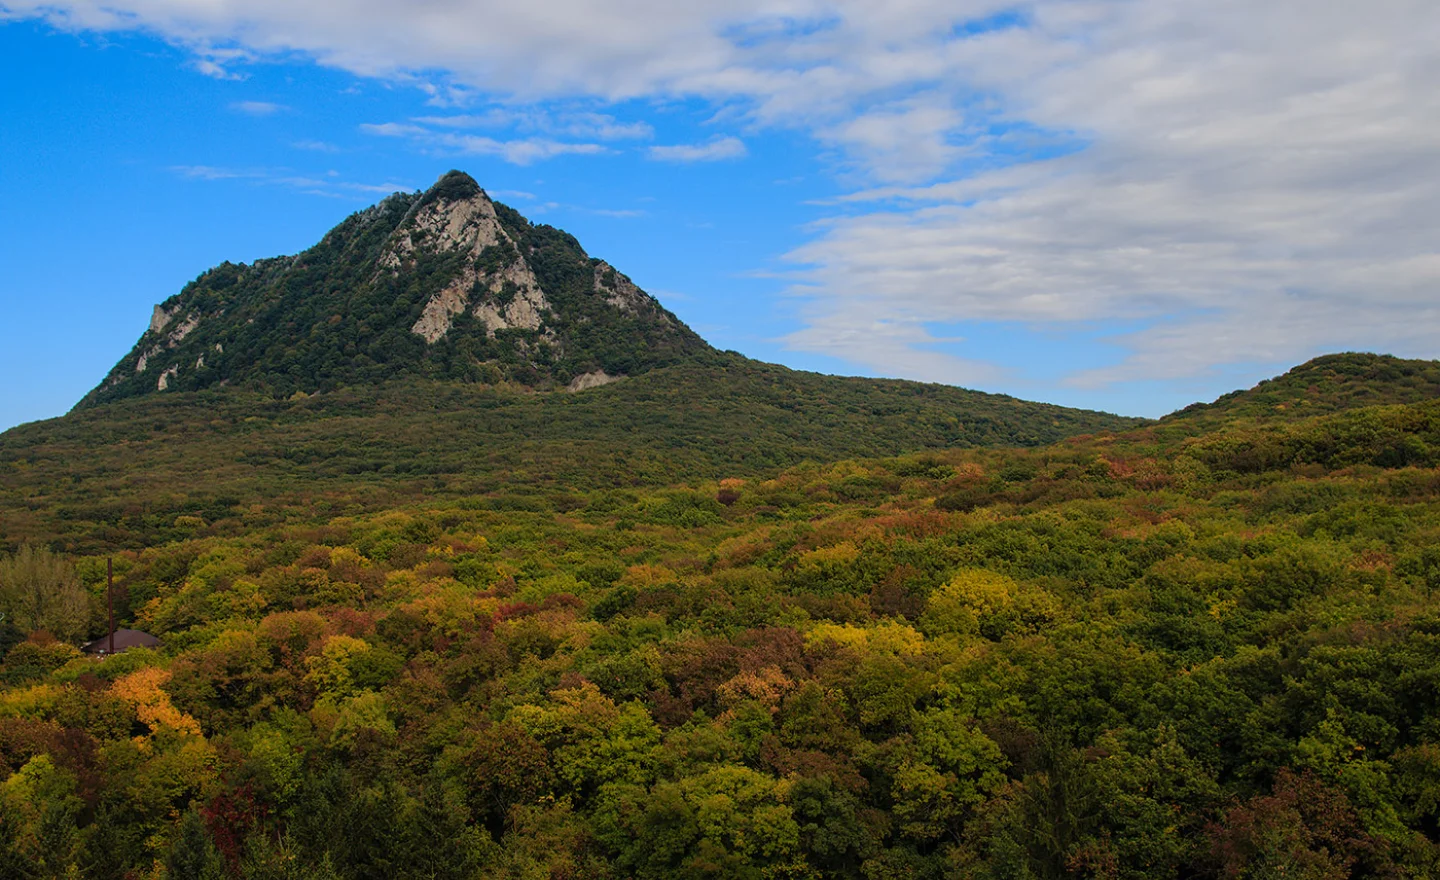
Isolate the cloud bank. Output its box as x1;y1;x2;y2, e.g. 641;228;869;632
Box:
648;136;747;163
7;0;1439;392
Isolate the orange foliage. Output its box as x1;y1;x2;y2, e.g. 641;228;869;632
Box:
1352;550;1395;572
942;462;987;487
620;563;677;588
111;667;203;738
869;509;953;540
717;666;794;714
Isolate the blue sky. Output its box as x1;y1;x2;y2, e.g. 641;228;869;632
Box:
2;2;1437;432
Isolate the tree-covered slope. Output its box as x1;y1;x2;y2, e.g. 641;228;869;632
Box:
80;171;711;407
5;391;1440;877
1163;352;1440;431
2;356;1143;552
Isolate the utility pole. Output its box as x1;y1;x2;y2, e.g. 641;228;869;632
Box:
107;557;115;655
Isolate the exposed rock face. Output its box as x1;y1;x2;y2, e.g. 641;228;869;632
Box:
137;311;204;373
169;314;201;345
380;191;501;271
149;304;178;335
411;283;470;343
566;370;623;393
472;259;548;335
593;262;653;316
393;185;552;343
157;365;178;391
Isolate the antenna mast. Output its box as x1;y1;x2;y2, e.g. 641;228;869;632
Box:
107;557;114;655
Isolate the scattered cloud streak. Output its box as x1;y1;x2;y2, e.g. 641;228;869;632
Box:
360;119;607;165
648;136;747;162
171;165;256;181
414;109;652;140
584;207;646;218
170;164;412;199
292;139;340;152
230;100;286;116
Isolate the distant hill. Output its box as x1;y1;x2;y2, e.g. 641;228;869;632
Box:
1162;353;1440;430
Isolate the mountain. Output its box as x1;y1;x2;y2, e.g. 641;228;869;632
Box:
1161;352;1440;430
81;171;710;406
1;170;1150;549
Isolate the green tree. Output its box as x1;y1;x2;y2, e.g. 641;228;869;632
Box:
165;809;226;880
0;545;90;642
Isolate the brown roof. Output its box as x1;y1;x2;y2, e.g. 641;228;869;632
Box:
82;628;161;655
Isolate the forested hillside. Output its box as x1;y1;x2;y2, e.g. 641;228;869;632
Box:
1;357;1141;552
4;378;1440;877
1163;353;1440;432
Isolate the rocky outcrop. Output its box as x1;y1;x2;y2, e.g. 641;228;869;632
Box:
396;186;551;343
381;189;502;272
169;314;200;345
566;370;623;393
471;258;549;335
149;304;179;335
592;262;652;315
412;282;472;343
137;309;205;372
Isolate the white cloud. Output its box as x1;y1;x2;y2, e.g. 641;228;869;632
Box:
648;136;747;162
450;136;606;164
361;120;607;165
817;101;965;183
779;1;1440;386
414;109;653;140
361;107;652;165
782;314;1007;388
193;59;237;79
169;164;413;198
230;100;286;116
14;0;1440;391
584;207;647;218
410;112;511;129
292;139;340;152
170;164;257;180
358;122;428;138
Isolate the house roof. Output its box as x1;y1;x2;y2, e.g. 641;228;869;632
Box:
82;628;161;655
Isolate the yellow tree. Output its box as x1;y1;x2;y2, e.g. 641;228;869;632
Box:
0;545;89;643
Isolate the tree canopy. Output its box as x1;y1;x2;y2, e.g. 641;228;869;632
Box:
5;381;1440;876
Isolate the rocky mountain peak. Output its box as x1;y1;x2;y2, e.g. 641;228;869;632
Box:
79;171;712;407
380;174;551;345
